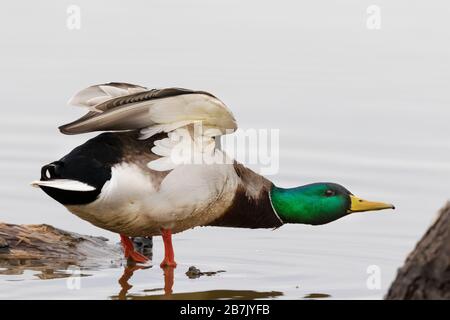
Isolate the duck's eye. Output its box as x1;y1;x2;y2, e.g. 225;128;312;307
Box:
324;190;335;197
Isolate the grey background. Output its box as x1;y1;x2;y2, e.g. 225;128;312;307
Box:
1;1;449;299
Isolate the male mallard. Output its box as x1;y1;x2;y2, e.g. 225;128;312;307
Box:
31;83;394;267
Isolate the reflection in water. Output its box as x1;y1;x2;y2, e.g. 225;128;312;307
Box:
0;258;94;280
163;267;174;295
303;293;331;299
114;263;283;300
35;269;92;280
119;289;284;300
117;265;150;300
117;240;154;299
1;232;285;299
115;265;179;299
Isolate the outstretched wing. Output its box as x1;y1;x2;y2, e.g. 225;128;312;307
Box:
60;83;238;171
60;83;237;136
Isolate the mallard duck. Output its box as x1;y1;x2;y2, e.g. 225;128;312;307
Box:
31;83;394;267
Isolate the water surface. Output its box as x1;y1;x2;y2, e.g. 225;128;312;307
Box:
0;1;449;299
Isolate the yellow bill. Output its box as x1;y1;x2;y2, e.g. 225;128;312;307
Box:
348;195;395;213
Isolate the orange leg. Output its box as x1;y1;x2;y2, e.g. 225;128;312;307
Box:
120;234;149;264
160;228;177;268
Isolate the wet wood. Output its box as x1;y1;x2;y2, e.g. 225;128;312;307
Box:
385;202;450;300
0;222;122;278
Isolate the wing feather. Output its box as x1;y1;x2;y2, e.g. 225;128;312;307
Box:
60;85;237;137
60;83;238;172
67;82;147;111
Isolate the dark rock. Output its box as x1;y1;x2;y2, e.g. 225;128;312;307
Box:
185;266;225;279
186;266;202;278
385;202;450;299
0;222;122;278
132;236;153;259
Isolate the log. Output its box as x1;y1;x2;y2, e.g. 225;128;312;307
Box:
0;222;123;278
385;202;450;299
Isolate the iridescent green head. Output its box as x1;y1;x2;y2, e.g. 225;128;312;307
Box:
270;183;394;225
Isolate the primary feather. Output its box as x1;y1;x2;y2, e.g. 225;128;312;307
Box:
67;82;147;112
